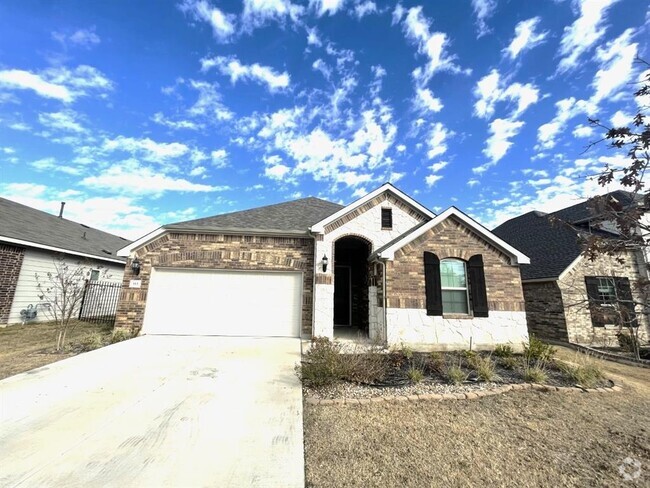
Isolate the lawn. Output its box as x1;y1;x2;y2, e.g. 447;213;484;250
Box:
304;347;650;488
0;320;114;380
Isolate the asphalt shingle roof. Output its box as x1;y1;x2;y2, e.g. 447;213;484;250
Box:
164;197;344;235
491;190;645;280
0;197;131;262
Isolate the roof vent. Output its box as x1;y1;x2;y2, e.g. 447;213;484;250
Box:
102;249;112;255
58;202;65;218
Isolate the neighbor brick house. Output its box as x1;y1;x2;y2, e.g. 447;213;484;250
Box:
116;184;530;349
493;191;650;348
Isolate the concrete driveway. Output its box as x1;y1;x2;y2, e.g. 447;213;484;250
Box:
0;335;304;487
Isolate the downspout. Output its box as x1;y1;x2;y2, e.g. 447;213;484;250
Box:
382;258;388;344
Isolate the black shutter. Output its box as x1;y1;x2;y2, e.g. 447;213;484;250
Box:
615;277;638;327
468;254;489;317
424;252;442;316
381;208;393;228
585;277;605;327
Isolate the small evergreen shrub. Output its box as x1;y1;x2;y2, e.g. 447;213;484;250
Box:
472;355;500;382
524;336;556;362
523;365;548;384
557;355;604;388
499;356;518;370
493;344;514;358
407;367;424;384
296;337;345;387
446;363;468;385
111;328;135;344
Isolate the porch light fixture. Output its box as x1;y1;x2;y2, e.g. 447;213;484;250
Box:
321;255;329;272
131;257;141;276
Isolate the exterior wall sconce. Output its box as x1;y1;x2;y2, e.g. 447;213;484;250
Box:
131;257;141;276
321;255;329;273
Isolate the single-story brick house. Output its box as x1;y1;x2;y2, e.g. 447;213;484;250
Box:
0;197;129;326
493;191;650;347
116;183;530;349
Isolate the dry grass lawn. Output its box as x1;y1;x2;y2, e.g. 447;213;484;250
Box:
0;320;113;380
304;347;650;488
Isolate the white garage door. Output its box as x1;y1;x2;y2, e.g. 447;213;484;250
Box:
142;268;302;337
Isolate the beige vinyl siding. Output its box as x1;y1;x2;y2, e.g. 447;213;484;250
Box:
6;248;124;325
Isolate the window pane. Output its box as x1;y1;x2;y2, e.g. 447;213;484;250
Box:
597;277;616;303
440;260;466;288
90;270;100;281
442;290;468;314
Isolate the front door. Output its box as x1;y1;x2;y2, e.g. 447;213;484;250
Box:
334;265;351;326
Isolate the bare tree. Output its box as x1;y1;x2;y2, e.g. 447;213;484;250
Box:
35;256;107;352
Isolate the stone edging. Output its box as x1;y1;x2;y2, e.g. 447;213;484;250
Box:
304;382;623;405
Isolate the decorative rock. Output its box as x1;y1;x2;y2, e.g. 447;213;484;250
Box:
345;398;360;405
464;392;479;400
370;397;385;403
407;394;421;401
320;399;334;405
394;396;409;402
305;397;320;405
453;393;467;400
442;393;457;400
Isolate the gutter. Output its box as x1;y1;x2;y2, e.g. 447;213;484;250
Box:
0;235;125;265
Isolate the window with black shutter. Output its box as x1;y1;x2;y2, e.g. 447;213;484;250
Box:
381;208;392;229
584;276;637;327
467;254;489;317
424;252;442;315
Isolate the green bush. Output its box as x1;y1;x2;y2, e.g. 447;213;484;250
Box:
296;337;345;387
73;332;106;352
523;365;548;384
557;355;604;388
111;328;136;344
499;356;518;370
493;344;514;358
524;336;556;362
472;355;500;382
446;363;468;385
407;367;424;384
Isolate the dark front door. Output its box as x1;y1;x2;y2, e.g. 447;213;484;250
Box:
334;265;351;326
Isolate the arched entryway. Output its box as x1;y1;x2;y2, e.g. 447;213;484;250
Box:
333;236;371;336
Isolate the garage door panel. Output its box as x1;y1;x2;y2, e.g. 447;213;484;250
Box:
142;269;302;337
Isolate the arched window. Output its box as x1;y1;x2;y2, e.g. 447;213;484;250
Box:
440;259;469;314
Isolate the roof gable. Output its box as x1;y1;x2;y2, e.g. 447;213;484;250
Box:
373;207;529;265
309;183;435;233
0;197;130;263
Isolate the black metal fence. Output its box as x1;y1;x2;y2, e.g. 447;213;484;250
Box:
78;280;122;325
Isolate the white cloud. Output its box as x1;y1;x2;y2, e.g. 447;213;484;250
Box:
426;122;450;159
400;6;469;86
572;124;595;138
391;3;405;25
53;28;101;48
473;69;539;119
474;118;524;174
590;28;637;104
187;80;234;121
310;0;347;16
610;110;631;127
354;1;377;19
265;163;291;179
471;0;497;38
189;166;207;177
38;110;86;133
152;112;201;130
0;69;73;102
536;97;595;150
242;0;304;29
413;87;443;113
179;0;236;41
211;148;228;167
503;17;547;59
425;174;443;187
81;161;227;196
201;55;290;92
31;157;82;175
467;179;480;187
428;161;448;173
306;26;322;46
102;136;190;163
557;0;620;73
312;59;332;80
396;144;406;152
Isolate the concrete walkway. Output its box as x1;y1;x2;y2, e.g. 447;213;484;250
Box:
0;335;304;487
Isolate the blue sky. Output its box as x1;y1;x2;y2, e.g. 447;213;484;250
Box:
0;0;648;240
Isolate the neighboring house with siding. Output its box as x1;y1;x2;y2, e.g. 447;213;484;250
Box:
493;191;650;348
116;183;530;350
0;197;130;326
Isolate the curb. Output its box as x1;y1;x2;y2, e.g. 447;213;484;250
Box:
305;382;622;406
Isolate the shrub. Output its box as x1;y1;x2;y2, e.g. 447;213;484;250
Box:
524;336;556;362
427;351;444;374
499;356;518;370
339;349;388;385
407;367;424;384
73;332;106;352
557;355;604;388
446;362;468;385
111;328;136;344
472;355;500;382
617;332;636;353
523;365;548;384
296;337;345;387
493;344;514;358
400;343;414;360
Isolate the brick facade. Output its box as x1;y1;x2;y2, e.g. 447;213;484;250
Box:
0;244;25;324
115;233;314;334
520;250;650;346
385;217;525;313
522;281;569;341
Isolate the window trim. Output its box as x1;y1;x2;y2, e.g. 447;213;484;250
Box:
440;258;470;315
381;207;393;230
89;269;100;281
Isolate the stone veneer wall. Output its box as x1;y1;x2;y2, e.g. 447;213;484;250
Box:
387;217;525;312
115;233;314;334
0;244;25;324
558;250;649;346
521;281;569;342
383;217;528;348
